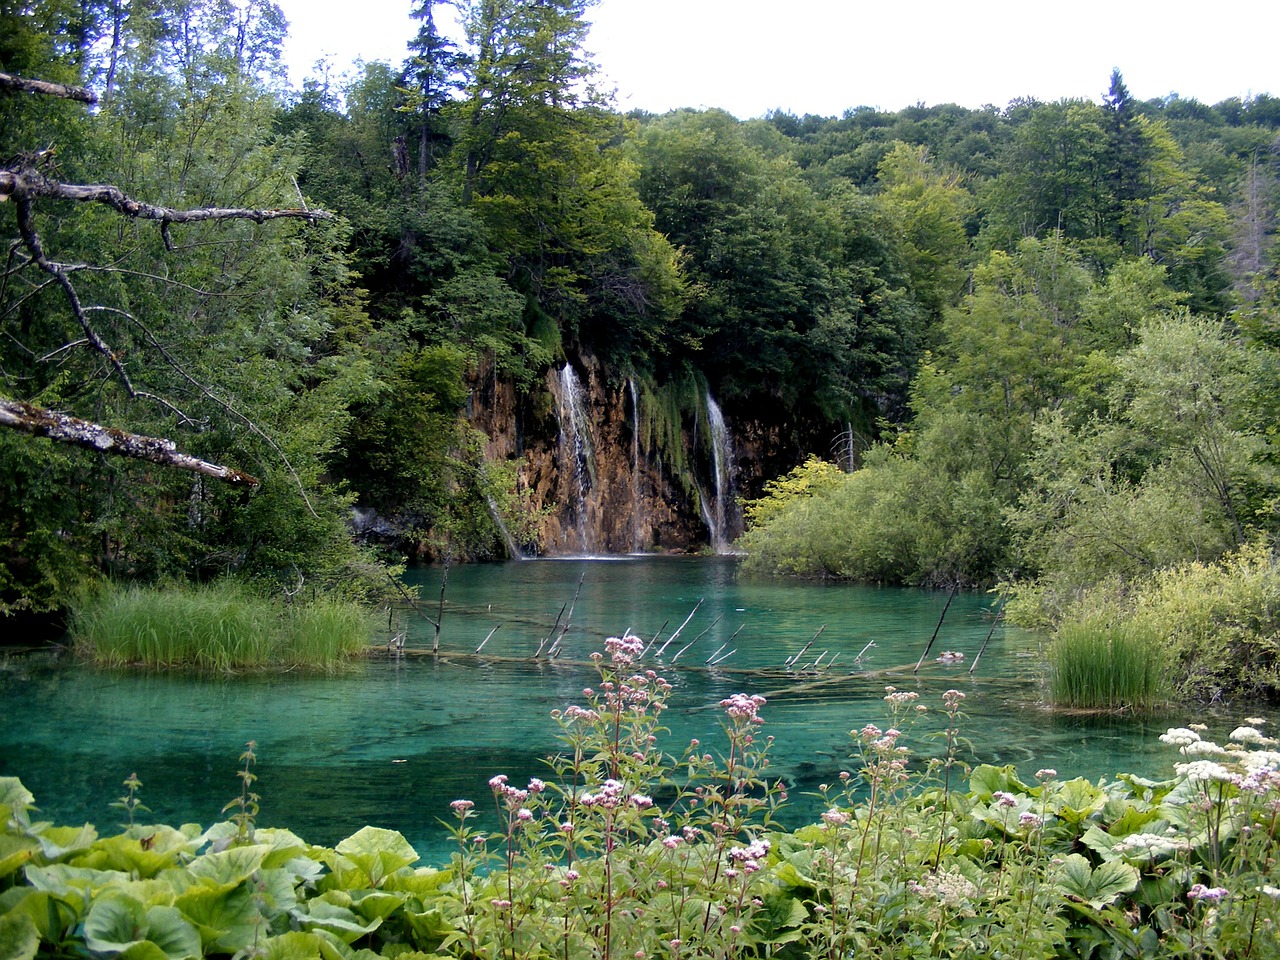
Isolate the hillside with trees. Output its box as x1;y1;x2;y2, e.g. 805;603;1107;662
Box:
4;0;1280;698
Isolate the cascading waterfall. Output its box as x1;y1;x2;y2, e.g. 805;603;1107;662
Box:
555;364;597;552
701;393;742;554
485;495;524;560
628;377;644;552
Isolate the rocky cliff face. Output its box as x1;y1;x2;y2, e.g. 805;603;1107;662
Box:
468;352;800;557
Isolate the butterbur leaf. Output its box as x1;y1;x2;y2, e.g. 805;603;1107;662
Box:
75;830;190;877
0;913;39;960
968;764;1029;799
0;835;37;880
83;894;201;959
294;896;382;944
249;931;336;960
34;824;98;862
173;884;261;953
1048;778;1106;823
1058;853;1140;908
402;905;455;944
254;828;314;870
185;844;268;888
334;827;418;887
0;779;36;816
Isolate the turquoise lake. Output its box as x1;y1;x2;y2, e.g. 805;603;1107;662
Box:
0;557;1225;865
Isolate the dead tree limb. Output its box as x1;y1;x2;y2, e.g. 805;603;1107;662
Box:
0;169;333;228
0;397;259;486
0;71;97;104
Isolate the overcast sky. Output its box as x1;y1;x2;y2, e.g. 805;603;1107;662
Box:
276;0;1280;118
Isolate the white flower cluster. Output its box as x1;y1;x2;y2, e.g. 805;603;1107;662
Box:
1113;832;1184;859
908;870;980;906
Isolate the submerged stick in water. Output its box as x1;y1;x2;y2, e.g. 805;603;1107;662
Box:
658;598;704;656
913;583;958;673
969;592;1008;675
475;625;501;654
785;625;826;668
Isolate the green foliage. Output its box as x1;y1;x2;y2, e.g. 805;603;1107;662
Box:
741;456;846;530
69;581;373;672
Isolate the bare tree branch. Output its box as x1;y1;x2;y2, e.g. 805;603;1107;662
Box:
0;169;334;226
0;71;97;104
0;397;259;486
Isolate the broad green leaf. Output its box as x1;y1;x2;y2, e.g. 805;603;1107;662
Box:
254;828;315;870
84;895;201;958
1057;853;1140;908
296;896;383;944
185;845;268;888
34;824;97;862
256;931;339;960
347;889;407;923
1048;778;1106;823
23;863;132;912
76;828;193;878
334;827;418;888
117;944;169;960
401;906;456;945
0;779;35;814
0;835;37;880
0;913;39;960
172;883;261;953
384;867;449;898
968;764;1028;799
1;888;78;943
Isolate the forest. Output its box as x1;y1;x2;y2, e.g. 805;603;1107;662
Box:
3;0;1280;696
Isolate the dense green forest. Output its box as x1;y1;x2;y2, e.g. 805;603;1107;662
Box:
4;0;1280;696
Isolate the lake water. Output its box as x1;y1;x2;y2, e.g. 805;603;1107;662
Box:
0;557;1209;864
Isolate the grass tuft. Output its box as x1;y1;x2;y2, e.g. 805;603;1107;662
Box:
71;581;373;672
1049;615;1169;711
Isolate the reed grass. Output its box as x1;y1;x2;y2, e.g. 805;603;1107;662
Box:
1048;616;1169;710
71;581;373;672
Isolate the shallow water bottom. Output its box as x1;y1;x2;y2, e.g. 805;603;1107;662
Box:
0;557;1253;865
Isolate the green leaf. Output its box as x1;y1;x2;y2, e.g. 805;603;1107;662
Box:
84;895;201;957
0;835;37;880
1057;853;1139;909
968;764;1029;798
0;913;39;960
172;884;261;954
294;896;382;944
333;827;418;888
34;823;98;862
0;779;35;815
186;844;268;888
1047;778;1106;824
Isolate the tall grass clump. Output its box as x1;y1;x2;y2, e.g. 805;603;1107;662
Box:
71;581;373;672
1049;614;1170;710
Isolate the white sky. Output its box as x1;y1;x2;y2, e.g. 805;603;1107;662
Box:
277;0;1280;118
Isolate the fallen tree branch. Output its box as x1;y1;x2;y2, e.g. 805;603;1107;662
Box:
0;169;333;226
0;71;97;104
0;398;259;486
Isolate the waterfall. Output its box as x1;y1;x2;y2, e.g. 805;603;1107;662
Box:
555;364;596;552
485;495;524;560
628;377;643;552
701;393;742;554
